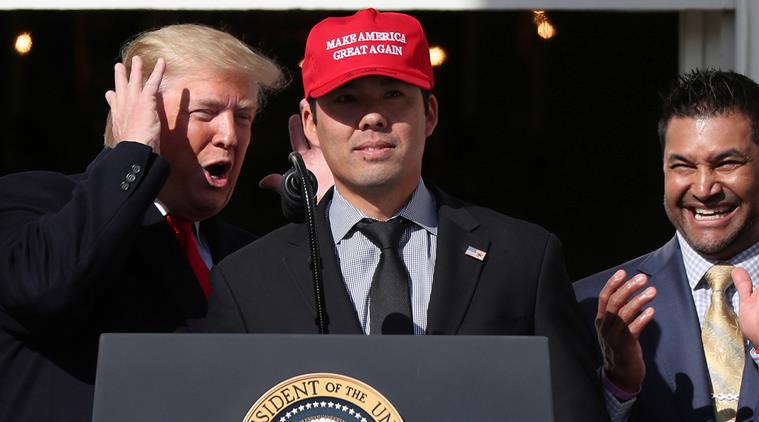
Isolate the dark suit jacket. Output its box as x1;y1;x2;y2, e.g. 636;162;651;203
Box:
196;187;607;422
0;142;254;422
574;236;759;421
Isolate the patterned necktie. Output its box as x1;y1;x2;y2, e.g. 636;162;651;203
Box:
356;218;413;335
166;214;211;298
702;264;744;422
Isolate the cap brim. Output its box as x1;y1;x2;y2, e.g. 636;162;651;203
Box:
308;66;433;99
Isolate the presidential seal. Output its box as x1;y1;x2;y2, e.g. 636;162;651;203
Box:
243;373;403;422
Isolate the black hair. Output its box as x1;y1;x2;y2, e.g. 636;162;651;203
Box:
308;88;432;125
658;69;759;146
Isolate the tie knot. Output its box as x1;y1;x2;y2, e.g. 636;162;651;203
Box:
705;264;735;292
356;218;407;250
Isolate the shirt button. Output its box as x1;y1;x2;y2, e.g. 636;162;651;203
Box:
131;164;142;174
120;181;130;191
125;173;136;183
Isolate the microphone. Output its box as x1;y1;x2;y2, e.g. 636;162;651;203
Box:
280;154;318;224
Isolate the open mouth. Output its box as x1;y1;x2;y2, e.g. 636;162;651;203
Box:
691;205;737;221
206;163;228;179
203;162;231;187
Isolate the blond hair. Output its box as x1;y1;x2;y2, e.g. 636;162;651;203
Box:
104;24;286;146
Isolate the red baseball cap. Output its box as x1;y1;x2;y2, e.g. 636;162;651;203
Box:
302;8;435;99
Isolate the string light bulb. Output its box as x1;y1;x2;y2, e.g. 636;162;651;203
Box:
15;32;32;55
429;46;446;67
537;21;556;39
532;11;557;40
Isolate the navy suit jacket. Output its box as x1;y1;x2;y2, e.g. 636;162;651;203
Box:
195;187;608;422
574;236;759;421
0;142;254;422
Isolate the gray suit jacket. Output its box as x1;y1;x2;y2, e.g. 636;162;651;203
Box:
575;236;759;421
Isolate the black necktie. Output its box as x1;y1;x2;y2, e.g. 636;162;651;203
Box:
356;218;414;334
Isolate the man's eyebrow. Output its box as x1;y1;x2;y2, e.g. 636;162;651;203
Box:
188;98;224;109
189;98;256;111
712;149;747;161
332;80;357;91
378;77;404;86
666;153;691;163
236;99;256;111
335;76;401;89
666;149;747;163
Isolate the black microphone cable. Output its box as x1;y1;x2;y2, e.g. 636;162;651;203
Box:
280;152;328;334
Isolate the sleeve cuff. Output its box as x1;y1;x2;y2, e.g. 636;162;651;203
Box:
602;368;641;402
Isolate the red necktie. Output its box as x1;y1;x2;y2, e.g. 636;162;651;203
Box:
166;214;211;298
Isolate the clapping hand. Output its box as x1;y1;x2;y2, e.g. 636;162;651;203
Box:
595;269;657;394
734;267;759;345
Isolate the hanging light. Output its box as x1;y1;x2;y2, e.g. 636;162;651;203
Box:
15;32;32;55
429;46;446;67
532;11;557;40
537;21;556;39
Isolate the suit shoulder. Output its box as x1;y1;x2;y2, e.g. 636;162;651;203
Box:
573;251;657;299
0;170;76;190
438;191;553;241
0;170;79;208
214;222;301;270
477;206;550;237
205;218;258;253
211;219;256;241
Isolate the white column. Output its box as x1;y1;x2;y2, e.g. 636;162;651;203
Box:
678;10;735;74
736;0;759;80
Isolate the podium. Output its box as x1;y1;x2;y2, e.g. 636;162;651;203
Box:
92;334;554;421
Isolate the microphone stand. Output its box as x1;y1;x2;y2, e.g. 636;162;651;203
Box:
281;152;328;334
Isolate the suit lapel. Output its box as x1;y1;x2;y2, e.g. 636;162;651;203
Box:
426;194;489;334
201;217;235;264
200;216;258;265
137;206;207;318
638;237;714;420
281;190;363;334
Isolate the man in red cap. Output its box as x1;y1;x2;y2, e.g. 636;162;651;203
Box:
199;9;606;421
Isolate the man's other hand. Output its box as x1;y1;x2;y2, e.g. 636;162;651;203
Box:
105;56;165;152
596;269;656;394
259;100;334;202
735;267;759;345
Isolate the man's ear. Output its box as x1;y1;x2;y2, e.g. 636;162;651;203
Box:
425;94;439;138
301;98;320;147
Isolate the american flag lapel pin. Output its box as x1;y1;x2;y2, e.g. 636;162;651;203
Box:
465;245;487;261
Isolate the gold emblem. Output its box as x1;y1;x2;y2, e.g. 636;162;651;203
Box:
243;373;404;422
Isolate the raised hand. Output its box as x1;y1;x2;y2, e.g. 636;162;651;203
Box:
259;100;334;201
104;56;165;152
734;267;759;345
595;269;657;393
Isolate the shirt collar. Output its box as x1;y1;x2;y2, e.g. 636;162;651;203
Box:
154;199;170;217
328;180;438;244
154;199;201;236
676;231;759;290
